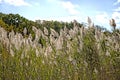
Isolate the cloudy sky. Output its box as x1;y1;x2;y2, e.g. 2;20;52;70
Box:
0;0;120;30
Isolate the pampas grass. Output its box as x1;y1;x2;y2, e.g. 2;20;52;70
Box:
0;18;120;80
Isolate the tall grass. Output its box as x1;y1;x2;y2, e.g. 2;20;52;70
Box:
0;21;120;80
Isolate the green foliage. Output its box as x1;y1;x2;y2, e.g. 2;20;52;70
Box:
38;36;46;47
82;28;100;80
0;12;83;38
0;12;36;37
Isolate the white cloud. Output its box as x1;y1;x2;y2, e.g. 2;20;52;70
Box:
95;12;109;25
95;11;120;29
33;2;40;6
46;0;80;15
4;0;30;6
114;7;120;11
112;12;120;24
0;0;2;2
47;0;56;2
113;0;120;5
60;1;80;15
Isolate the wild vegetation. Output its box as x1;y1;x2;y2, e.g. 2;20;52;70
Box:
0;13;120;80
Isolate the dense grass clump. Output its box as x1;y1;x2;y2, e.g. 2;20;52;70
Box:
0;28;120;80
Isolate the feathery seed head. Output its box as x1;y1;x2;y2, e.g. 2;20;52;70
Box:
109;18;116;30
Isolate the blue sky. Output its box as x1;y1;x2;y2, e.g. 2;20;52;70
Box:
0;0;120;30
